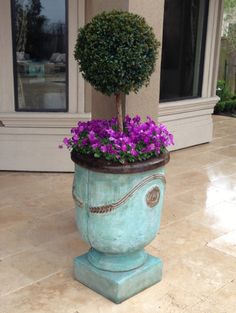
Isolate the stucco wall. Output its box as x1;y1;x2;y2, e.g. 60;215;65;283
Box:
126;0;165;122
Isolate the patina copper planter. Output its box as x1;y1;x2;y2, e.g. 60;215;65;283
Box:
71;151;170;303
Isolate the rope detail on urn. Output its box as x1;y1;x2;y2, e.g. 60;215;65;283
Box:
89;174;166;214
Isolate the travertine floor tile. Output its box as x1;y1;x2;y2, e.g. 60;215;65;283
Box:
213;124;235;138
211;174;236;191
171;135;235;158
150;220;220;265
0;173;38;191
165;246;236;298
26;210;76;247
78;283;202;313
0;223;34;259
0;261;32;297
161;197;200;227
171;143;215;158
188;279;236;313
0;205;32;229
210;135;236;148
0;171;12;176
214;144;236;158
176;183;234;209
5;249;60;282
187;202;236;234
0;271;203;313
0;210;77;259
0;173;74;219
37;232;89;268
0;271;103;313
165;158;200;178
205;159;236;181
165;170;211;196
187;151;231;167
126;280;203;313
208;230;236;258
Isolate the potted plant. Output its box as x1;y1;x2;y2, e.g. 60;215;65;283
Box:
63;11;174;303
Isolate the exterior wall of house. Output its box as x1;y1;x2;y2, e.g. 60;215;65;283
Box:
0;0;224;171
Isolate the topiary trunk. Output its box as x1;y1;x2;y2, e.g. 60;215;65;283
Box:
115;93;123;132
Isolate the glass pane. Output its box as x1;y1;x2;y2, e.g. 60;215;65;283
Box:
12;0;67;111
160;0;209;102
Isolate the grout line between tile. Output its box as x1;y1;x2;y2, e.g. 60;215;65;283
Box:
0;269;67;298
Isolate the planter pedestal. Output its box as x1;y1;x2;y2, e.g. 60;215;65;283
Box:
87;247;147;271
74;253;162;304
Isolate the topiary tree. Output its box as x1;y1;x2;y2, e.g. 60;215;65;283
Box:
74;10;160;132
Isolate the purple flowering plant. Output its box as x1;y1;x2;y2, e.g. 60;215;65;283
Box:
63;115;173;164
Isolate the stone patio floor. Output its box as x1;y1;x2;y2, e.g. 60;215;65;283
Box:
0;115;235;313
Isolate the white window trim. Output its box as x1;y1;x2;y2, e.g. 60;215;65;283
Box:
202;0;224;98
0;112;91;128
159;96;219;120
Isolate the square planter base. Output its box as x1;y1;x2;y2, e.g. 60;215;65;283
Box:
74;253;163;304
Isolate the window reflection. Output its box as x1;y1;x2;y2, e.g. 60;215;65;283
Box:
160;0;209;102
12;0;67;111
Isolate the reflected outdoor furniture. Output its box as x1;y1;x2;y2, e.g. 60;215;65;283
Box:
18;62;45;77
16;52;66;110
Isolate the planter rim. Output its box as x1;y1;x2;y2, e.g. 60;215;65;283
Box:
71;150;170;174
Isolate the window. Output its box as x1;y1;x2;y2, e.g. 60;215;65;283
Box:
11;0;68;111
160;0;209;102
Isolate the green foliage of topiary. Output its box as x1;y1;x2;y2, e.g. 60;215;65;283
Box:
74;10;160;96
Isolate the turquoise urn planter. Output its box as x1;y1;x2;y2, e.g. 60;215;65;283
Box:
71;151;169;303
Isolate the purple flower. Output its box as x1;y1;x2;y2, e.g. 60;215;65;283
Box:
63;137;70;146
81;138;87;145
92;143;99;149
130;148;138;156
88;130;96;142
100;145;107;153
121;144;127;152
146;143;155;152
72;134;79;142
62;115;174;163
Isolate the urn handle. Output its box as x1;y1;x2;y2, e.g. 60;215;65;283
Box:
72;183;84;208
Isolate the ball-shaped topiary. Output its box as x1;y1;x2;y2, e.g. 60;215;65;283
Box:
74;10;160;96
